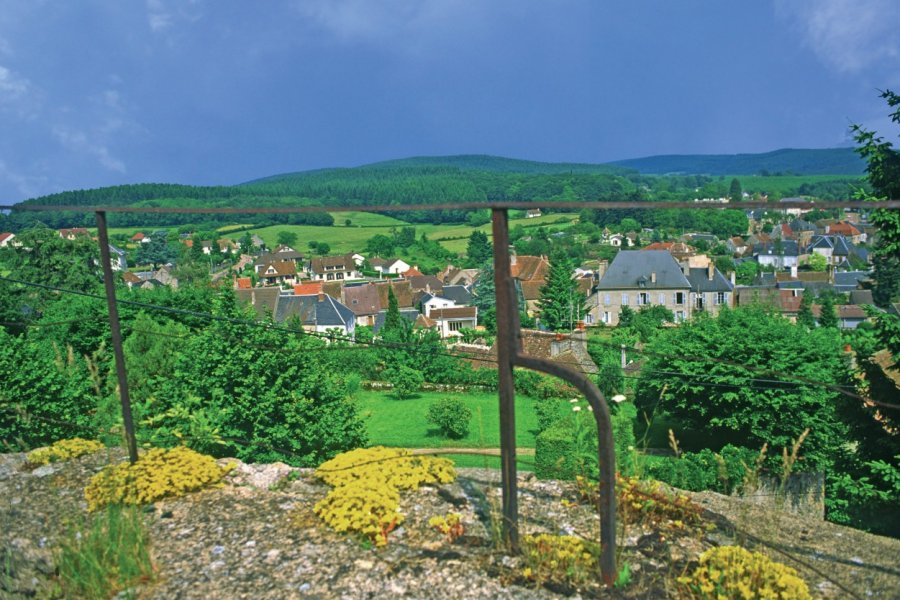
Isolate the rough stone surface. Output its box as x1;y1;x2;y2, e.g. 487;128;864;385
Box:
0;449;898;599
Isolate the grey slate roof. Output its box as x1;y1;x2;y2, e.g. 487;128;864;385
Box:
372;309;421;333
753;241;799;257
834;271;870;293
686;267;733;293
275;294;355;327
440;285;473;305
595;251;690;289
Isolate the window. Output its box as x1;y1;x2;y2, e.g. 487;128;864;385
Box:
716;292;726;305
585;314;594;324
674;292;685;305
604;311;611;324
658;293;665;305
675;311;685;323
448;320;465;332
337;273;344;280
621;293;629;305
638;292;649;306
603;294;611;306
326;273;335;281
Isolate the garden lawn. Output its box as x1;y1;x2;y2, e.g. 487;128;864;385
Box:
354;389;540;451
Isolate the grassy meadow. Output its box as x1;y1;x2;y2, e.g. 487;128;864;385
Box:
96;211;581;257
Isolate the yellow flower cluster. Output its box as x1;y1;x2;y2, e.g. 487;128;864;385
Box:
312;446;456;546
676;546;811;600
614;475;702;529
84;446;233;512
27;438;104;465
428;512;464;541
520;533;599;588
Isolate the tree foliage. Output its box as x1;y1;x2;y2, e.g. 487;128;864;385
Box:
636;306;852;470
538;251;583;332
465;230;492;267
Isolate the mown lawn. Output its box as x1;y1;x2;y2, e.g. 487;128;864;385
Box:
354;389;541;450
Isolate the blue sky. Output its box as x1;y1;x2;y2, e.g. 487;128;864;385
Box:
0;0;898;202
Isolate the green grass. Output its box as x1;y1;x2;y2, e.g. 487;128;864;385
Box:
53;505;154;599
98;210;581;258
355;389;540;450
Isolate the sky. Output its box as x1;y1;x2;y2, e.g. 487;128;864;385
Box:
1;0;899;203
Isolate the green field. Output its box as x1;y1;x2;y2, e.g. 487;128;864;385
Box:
96;211;581;258
356;389;540;449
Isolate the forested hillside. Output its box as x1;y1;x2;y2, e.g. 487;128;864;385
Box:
610;147;866;175
1;153;865;232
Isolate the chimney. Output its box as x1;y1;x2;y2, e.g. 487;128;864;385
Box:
650;271;657;284
707;263;714;281
729;271;736;286
509;246;517;266
790;264;798;279
682;263;690;277
597;260;608;280
318;291;324;302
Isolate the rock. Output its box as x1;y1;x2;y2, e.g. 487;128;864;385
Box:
30;464;60;478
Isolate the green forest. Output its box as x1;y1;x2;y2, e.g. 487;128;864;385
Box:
1;154;866;233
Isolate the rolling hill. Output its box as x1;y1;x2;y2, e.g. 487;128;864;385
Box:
608;147;866;176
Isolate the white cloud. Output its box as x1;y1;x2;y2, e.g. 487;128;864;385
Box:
0;64;30;99
0;159;48;199
777;0;900;73
146;0;206;33
295;0;476;44
52;126;126;174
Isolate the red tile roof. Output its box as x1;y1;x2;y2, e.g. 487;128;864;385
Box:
236;277;252;289
294;281;323;296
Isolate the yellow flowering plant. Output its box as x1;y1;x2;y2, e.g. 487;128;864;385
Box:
311;446;456;546
676;546;811;600
519;533;600;589
27;438;104;465
84;446;233;511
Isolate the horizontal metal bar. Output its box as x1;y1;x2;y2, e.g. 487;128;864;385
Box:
1;199;898;214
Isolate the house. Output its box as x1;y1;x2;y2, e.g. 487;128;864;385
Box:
440;285;473;306
251;235;265;248
341;283;382;326
588;250;692;326
272;245;305;263
309;254;362;281
808;235;851;267
609;233;625;247
258;260;298;286
375;280;415;309
642;242;695;261
122;271;143;289
438;265;479;286
130;232;149;243
276;293;356;337
834;271;872;294
420;293;458;317
402;265;424;278
0;232;15;248
788;219;818;247
429;306;478;338
108;244;127;272
812;304;871;329
753;240;800;269
525;208;542;218
58;228;91;240
235;287;356;337
826;222;865;244
406;275;443;295
726;237;749;256
217;239;239;254
372;308;421;334
380;258;411;275
684;263;734;316
234;277;252;290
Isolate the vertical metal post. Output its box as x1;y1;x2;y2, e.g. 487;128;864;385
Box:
491;207;519;550
95;211;139;464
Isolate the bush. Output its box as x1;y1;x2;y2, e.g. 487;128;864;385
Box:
385;365;424;399
520;534;599;589
426;398;472;439
535;419;579;480
84;446;233;511
676;546;811;599
642;445;759;494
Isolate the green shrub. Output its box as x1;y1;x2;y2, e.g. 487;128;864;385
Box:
385;365;424;399
534;397;563;433
612;403;637;476
642;445;758;493
426;397;472;439
535;419;578;480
